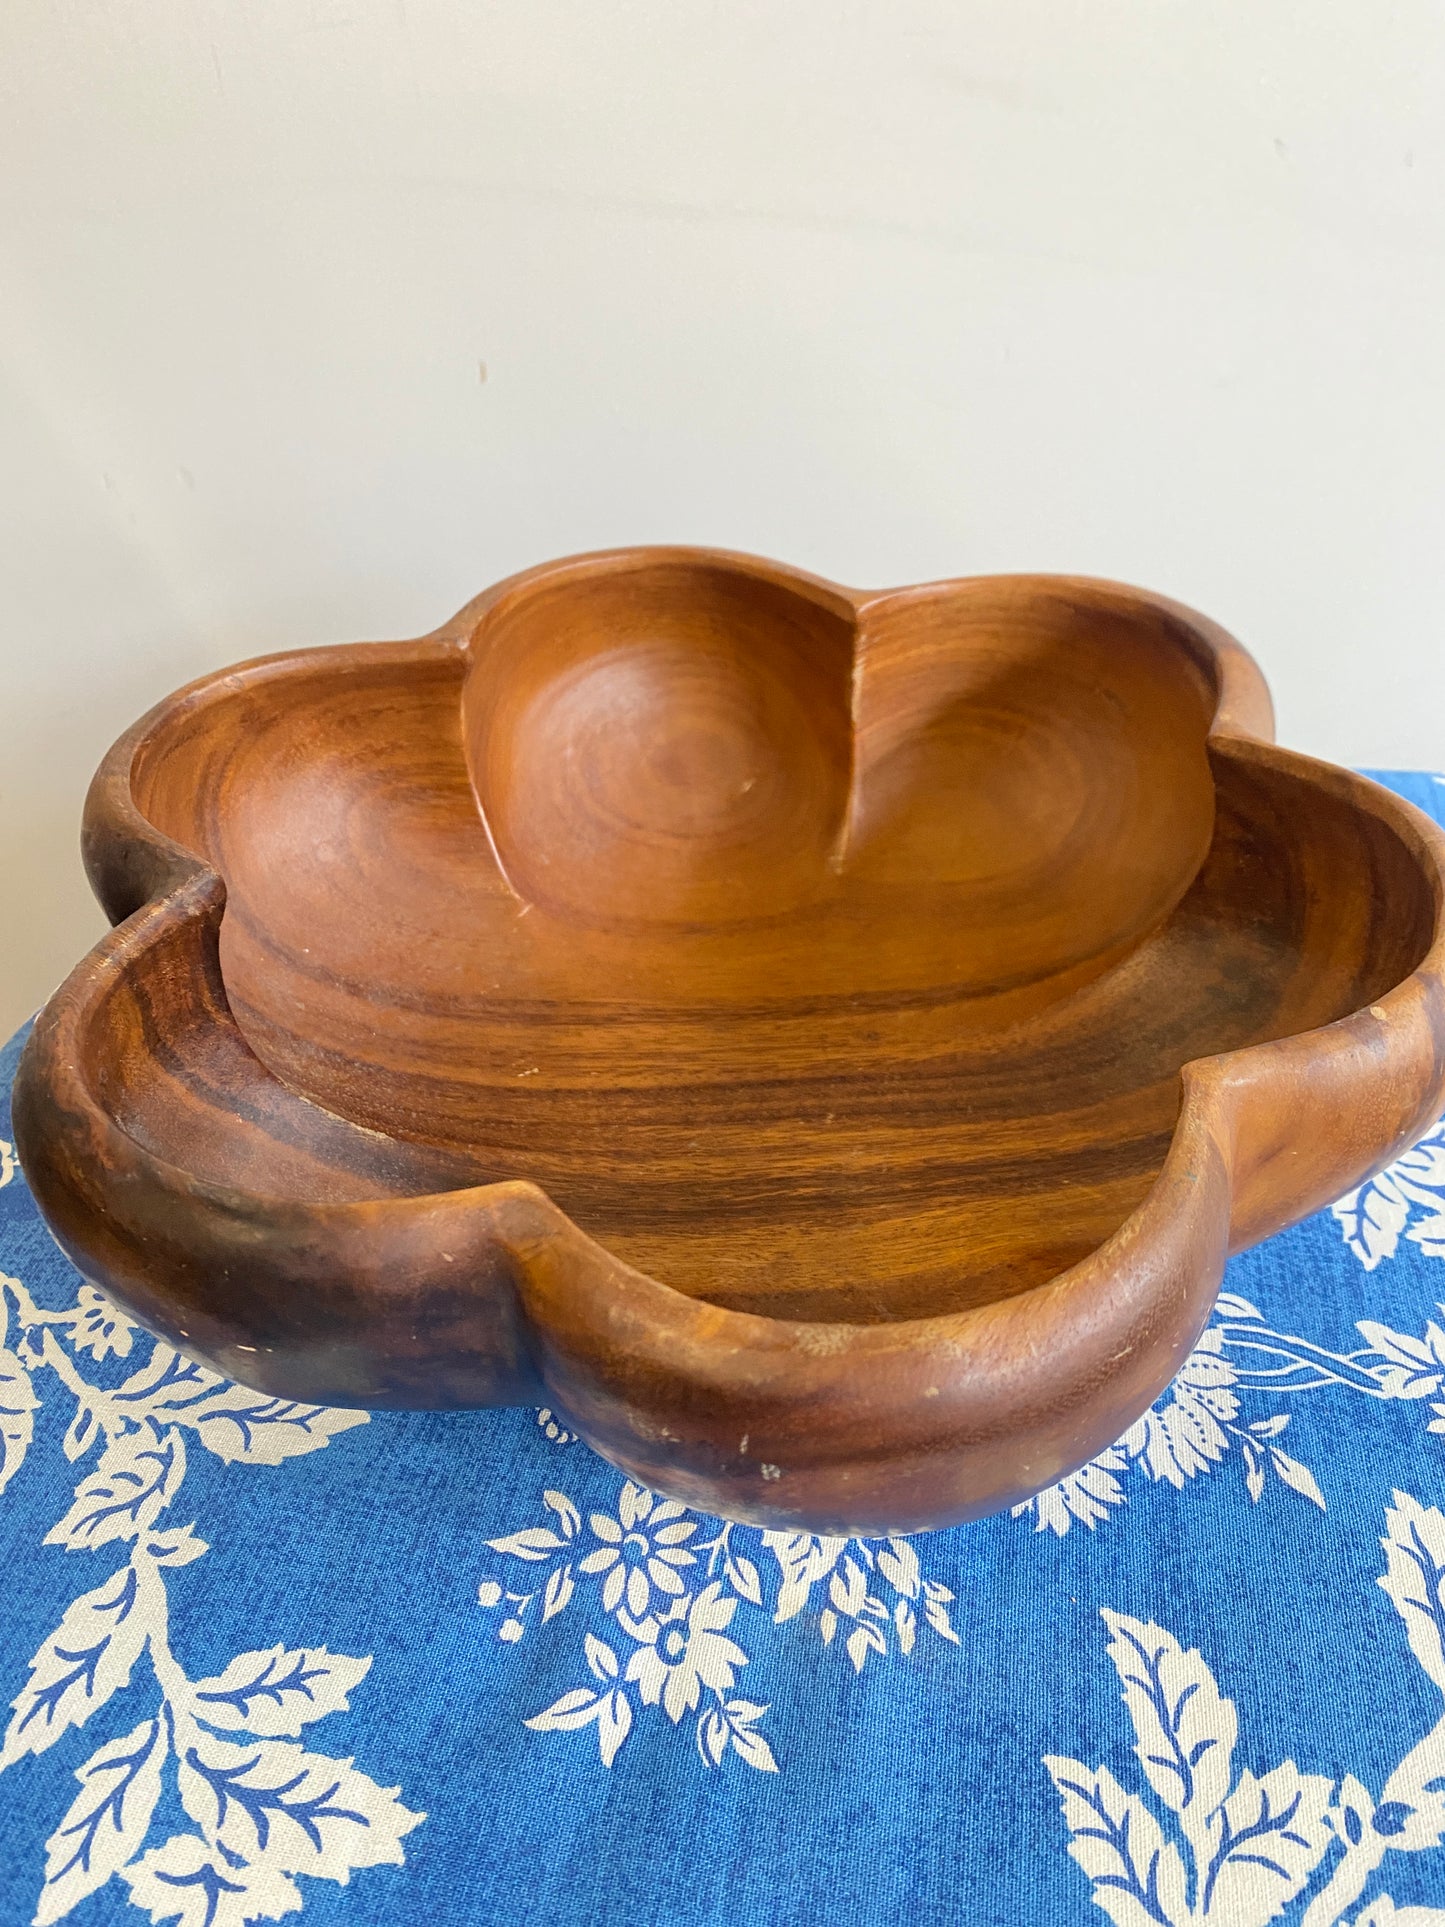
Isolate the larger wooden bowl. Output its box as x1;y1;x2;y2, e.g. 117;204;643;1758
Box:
15;550;1445;1531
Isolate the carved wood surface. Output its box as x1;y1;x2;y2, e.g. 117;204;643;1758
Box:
15;550;1445;1530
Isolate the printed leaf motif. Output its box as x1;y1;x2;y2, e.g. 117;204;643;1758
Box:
121;1834;302;1927
487;1527;567;1561
1200;1761;1335;1926
697;1707;728;1768
1399;1136;1445;1189
1021;1284;1391;1537
525;1686;633;1766
177;1729;423;1879
1409;1217;1445;1259
542;1565;575;1620
1044;1757;1191;1927
1215;1293;1264;1320
730;1723;778;1773
525;1688;609;1731
1049;1512;1445;1927
922;1581;960;1644
697;1700;777;1773
1268;1449;1326;1510
1335;1172;1411;1270
190;1647;372;1738
761;1533;847;1623
1126;1403;1226;1489
1379;1491;1445;1693
876;1538;920;1600
1374;1718;1445;1853
46;1424;185;1552
1249;1416;1292;1440
183;1392;367;1466
846;1623;886;1674
1330;1772;1376;1852
584;1633;619;1682
596;1689;632;1767
831;1555;868;1618
108;1348;235;1421
1;1561;156;1766
726;1699;768;1721
110;1349;367;1464
725;1554;763;1607
1334;1124;1445;1272
1101;1610;1237;1841
35;1715;168;1924
1357;1323;1444;1400
0;1341;37;1495
0;1267;419;1921
63;1403;100;1464
542;1490;580;1539
144;1525;209;1568
1022;1451;1129;1535
1121;1341;1237;1491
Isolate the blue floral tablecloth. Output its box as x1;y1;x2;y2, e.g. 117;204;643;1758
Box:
4;770;1445;1927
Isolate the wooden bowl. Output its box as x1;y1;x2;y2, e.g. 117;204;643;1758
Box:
15;550;1445;1532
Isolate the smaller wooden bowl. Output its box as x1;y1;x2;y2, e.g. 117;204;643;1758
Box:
14;550;1445;1532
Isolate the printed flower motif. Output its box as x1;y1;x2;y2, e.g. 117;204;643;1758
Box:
625;1584;747;1724
68;1283;134;1361
577;1482;698;1619
480;1479;958;1770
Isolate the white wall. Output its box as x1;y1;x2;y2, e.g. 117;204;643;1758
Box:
3;1;1444;1037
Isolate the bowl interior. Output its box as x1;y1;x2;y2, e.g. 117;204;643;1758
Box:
127;566;1433;1321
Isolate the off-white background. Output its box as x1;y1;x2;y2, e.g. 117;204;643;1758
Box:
2;1;1443;1037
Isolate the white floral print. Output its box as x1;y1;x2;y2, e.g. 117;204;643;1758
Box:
1334;1125;1445;1271
0;1164;423;1927
11;1061;1445;1924
478;1481;959;1773
577;1485;698;1618
625;1583;748;1723
1047;1490;1445;1926
1019;1282;1445;1536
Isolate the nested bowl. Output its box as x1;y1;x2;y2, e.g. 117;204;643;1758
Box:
14;549;1445;1531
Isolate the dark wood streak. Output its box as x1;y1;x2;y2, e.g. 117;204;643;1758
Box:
14;550;1445;1530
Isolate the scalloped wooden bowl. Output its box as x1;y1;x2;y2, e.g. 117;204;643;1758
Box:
14;550;1445;1531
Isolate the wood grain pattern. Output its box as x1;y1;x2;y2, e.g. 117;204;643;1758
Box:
14;550;1445;1530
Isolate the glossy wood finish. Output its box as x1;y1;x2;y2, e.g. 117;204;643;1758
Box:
15;551;1445;1531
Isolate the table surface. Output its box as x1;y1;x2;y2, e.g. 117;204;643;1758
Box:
3;769;1445;1927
